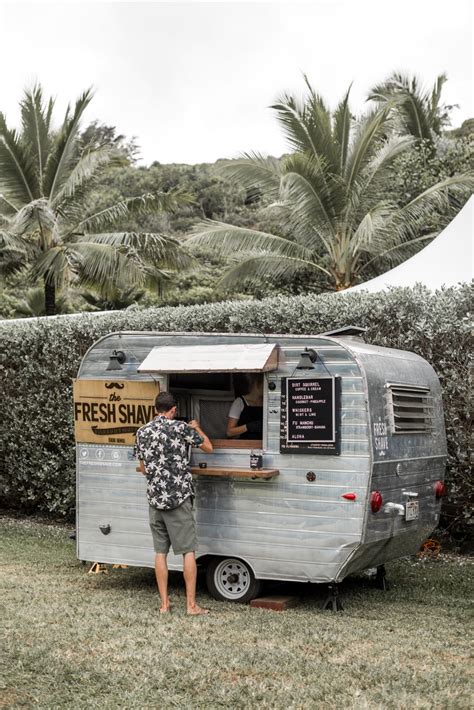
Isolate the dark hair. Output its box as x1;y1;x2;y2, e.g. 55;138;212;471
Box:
155;391;177;413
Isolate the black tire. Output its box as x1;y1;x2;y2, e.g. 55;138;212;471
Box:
205;557;261;603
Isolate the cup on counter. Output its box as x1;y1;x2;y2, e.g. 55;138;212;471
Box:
250;450;263;470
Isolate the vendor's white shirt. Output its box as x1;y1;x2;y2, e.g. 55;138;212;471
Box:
228;397;245;420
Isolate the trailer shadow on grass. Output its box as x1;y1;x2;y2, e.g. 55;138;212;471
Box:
81;555;454;613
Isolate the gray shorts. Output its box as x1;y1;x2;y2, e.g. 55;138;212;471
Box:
148;497;197;555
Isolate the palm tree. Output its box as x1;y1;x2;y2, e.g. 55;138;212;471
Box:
0;85;193;314
368;72;455;146
188;79;472;291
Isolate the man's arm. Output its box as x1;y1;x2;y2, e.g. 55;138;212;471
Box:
137;459;146;476
189;420;213;453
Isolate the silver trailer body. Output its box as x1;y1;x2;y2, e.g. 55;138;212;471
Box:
76;331;446;586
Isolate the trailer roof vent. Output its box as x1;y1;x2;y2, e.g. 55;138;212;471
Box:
386;383;433;434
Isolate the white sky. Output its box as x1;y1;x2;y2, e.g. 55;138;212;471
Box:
0;0;472;165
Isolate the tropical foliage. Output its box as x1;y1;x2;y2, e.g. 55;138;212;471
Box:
374;133;473;233
0;85;193;314
79;286;147;311
368;72;456;146
0;76;472;317
5;286;72;317
188;78;473;291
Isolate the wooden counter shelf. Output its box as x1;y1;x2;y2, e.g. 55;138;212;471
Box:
191;467;279;480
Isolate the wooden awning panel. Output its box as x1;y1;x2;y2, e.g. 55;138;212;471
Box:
138;343;279;373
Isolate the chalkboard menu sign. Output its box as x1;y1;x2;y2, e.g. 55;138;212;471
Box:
280;376;341;455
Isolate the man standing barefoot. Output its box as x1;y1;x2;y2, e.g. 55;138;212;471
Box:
135;392;213;615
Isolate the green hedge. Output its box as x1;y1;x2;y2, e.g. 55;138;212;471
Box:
0;285;471;538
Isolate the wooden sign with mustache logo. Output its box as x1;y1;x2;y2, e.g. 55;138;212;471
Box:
73;379;160;445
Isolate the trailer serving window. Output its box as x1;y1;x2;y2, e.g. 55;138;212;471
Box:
138;343;278;448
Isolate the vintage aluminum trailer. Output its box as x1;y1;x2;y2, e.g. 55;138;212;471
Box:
74;329;447;602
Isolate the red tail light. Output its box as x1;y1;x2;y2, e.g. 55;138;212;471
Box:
370;491;383;513
434;481;446;499
342;493;357;500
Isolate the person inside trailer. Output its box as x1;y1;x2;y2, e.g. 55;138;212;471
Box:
226;373;263;440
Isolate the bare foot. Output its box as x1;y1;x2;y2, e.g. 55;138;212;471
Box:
159;605;171;614
187;605;210;616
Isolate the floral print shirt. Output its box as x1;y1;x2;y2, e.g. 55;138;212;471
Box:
135;416;203;511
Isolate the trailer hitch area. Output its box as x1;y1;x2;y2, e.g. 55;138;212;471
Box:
383;502;405;516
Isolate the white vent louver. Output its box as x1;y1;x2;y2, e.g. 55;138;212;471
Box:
386;383;433;434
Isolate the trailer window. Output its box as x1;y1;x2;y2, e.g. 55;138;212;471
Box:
170;372;264;449
386;384;433;434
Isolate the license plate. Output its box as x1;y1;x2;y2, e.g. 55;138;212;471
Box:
405;500;419;521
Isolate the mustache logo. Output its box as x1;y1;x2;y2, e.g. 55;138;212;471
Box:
105;382;125;390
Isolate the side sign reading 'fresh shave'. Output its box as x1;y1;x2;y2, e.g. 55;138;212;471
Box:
73;379;159;446
280;376;341;455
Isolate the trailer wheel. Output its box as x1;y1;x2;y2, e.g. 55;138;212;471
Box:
206;557;261;603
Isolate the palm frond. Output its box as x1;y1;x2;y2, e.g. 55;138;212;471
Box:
271;92;310;154
369;71;421;101
398;93;432;143
279;167;337;250
429;73;453;133
218;153;282;200
75;232;195;270
20;84;53;193
302;78;339;171
333;85;352;173
347;134;414;229
10;198;57;243
28;245;70;289
344;106;391;192
363;134;414;187
43;88;94;199
70;191;187;234
0;228;31;253
68;242;127;288
393;175;474;240
188;221;316;261
129;264;174;296
359;232;438;273
350;205;394;255
0;193;21;217
0;113;38;204
282;150;333;199
71;241;154;292
272;83;335;197
272;81;336;170
369;72;433;142
0;229;32;275
51;146;115;206
217;253;331;291
429;73;447;121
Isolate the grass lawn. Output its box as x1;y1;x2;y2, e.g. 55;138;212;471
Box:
1;516;472;709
